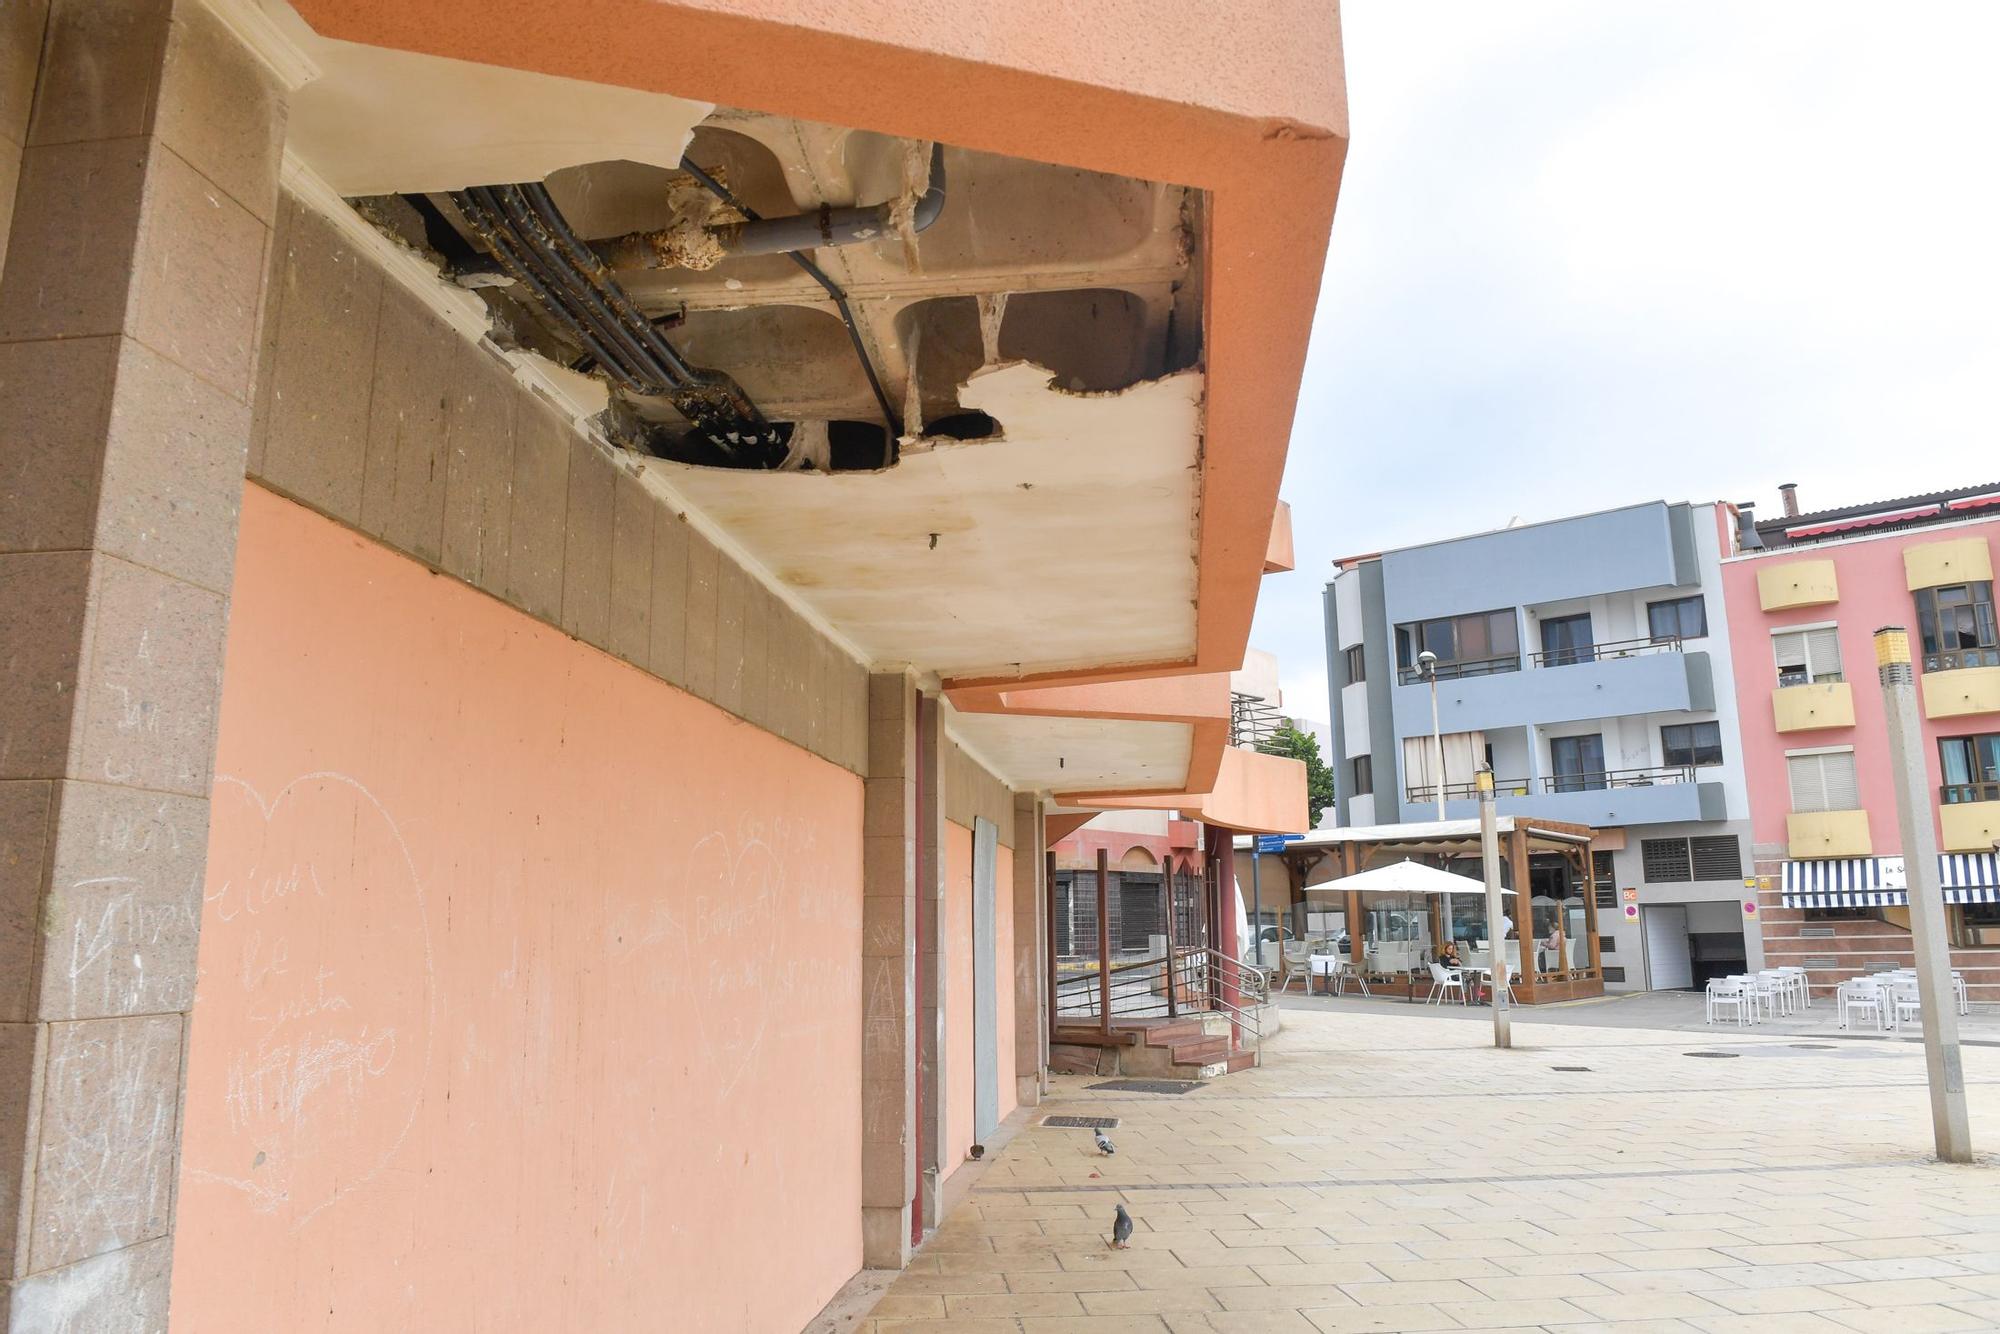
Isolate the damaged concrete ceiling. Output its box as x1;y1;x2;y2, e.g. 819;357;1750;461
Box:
247;0;1210;795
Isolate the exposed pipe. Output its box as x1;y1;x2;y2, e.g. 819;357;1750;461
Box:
446;182;787;465
597;142;947;272
671;153;914;440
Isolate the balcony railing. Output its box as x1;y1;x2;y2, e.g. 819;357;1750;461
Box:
1396;653;1520;686
1540;764;1697;794
1924;646;2000;673
1528;634;1683;668
1941;780;2000;804
1405;777;1530;803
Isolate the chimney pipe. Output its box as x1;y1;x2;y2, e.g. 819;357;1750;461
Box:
1736;502;1765;551
1779;482;1800;518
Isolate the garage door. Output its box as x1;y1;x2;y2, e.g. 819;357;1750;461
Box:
1643;904;1693;990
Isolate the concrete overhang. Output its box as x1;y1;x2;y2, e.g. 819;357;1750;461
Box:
273;0;1346;799
1066;745;1308;836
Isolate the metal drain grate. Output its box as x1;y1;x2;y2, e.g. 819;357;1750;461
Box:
1042;1115;1120;1130
1684;1051;1740;1058
1551;1066;1592;1072
1790;1043;1837;1050
1089;1079;1202;1095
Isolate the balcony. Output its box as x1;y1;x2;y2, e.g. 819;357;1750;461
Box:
1787;809;1872;858
1757;559;1839;611
1772;681;1855;733
1417;764;1725;827
1903;536;1993;591
1395;653;1518;686
1920;661;2000;720
1940;787;2000;852
1395;645;1712;735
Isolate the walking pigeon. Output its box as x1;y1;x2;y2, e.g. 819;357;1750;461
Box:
1111;1204;1134;1249
1093;1127;1115;1156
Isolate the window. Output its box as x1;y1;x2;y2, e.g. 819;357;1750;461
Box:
1915;582;2000;671
1539;613;1595;666
1642;838;1692;883
1787;749;1860;813
1647;595;1707;643
1939;733;2000;803
1343;644;1366;684
1641;835;1743;883
1394;609;1519;681
1351;754;1373;797
1773;626;1843;686
1591;851;1617;909
1952;901;2000;947
1661;721;1723;769
1550;734;1606;792
1691;836;1743;880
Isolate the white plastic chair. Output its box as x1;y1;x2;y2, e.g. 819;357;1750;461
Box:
1425;961;1465;1006
1838;978;1884;1031
1891;980;1922;1030
1705;978;1751;1027
1777;966;1810;1010
1276;942;1310;994
1333;958;1371;997
1755;971;1794;1017
1953;971;1969;1016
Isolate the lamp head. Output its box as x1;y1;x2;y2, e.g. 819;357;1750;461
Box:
1417;649;1437;672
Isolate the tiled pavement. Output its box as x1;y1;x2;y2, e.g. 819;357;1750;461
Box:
855;1006;2000;1332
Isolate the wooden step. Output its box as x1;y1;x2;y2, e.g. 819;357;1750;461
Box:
1138;1020;1207;1048
1222;1050;1257;1074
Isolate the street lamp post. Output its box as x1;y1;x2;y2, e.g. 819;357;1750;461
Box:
1874;626;1972;1163
1477;766;1511;1048
1418;649;1446;821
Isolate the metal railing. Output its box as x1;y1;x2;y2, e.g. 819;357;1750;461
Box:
1396;654;1520;686
1229;692;1286;749
1528;634;1682;668
1054;947;1265;1048
1925;646;2000;673
1407;777;1529;803
1540;763;1696;793
1940;780;2000;804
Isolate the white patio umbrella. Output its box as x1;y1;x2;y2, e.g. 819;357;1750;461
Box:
1305;860;1516;999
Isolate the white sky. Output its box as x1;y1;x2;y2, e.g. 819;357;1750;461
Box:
1252;1;1999;729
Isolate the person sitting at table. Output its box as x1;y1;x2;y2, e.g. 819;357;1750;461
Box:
1542;921;1568;977
1436;939;1463;970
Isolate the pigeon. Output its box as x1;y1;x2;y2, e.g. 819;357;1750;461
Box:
1111;1204;1134;1249
1093;1127;1116;1157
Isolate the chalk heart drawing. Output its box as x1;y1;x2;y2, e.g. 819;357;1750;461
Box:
684;831;782;1099
190;773;435;1230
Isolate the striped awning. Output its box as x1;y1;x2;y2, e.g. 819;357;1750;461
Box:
1782;854;2000;908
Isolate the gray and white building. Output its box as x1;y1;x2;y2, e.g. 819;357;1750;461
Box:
1323;500;1761;990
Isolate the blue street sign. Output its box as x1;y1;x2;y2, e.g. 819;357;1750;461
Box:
1254;833;1303;853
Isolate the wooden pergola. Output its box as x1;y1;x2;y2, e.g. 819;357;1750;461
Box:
1271;817;1603;1004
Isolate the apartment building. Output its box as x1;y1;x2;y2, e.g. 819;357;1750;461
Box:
1720;483;2000;1001
1324;501;1759;990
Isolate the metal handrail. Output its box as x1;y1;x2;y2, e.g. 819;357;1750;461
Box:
1528;634;1682;667
1540;764;1696;793
1396;653;1520;685
1407;777;1529;803
1941;780;2000;804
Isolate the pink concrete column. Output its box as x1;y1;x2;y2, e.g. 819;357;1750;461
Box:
0;1;284;1321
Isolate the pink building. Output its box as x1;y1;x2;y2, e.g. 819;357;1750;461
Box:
1719;484;2000;1000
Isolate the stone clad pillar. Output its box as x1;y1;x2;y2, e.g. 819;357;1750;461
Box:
860;673;919;1267
1012;793;1047;1104
0;1;283;1321
914;694;944;1231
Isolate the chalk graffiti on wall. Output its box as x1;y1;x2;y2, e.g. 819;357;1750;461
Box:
184;772;435;1230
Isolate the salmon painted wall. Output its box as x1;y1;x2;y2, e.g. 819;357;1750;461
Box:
170;486;864;1333
943;821;975;1173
